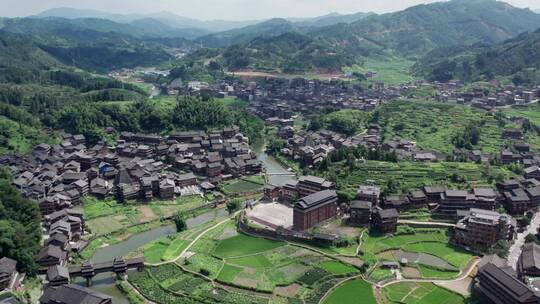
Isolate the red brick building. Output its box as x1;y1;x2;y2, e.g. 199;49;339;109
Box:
293;190;338;230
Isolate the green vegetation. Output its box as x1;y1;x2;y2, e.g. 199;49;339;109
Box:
129;264;269;304
213;234;285;258
82;196;207;236
0;168;41;276
323;279;376;304
344;57;416;85
359;229;474;277
318;261;358;275
368;267;394;282
419;29;540;85
319;110;369;135
373;100;515;154
402;242;473;269
56;95;264;145
382;282;466;304
503;104;540;125
316;159;513;198
221;176;265;194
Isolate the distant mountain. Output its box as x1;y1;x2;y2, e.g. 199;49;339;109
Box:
291;12;375;27
0;18;174;71
197;13;375;48
185;31;355;73
417;28;540;84
184;0;540;74
312;0;540;57
197;18;300;48
35;8;261;33
127;18;210;39
535;9;540;14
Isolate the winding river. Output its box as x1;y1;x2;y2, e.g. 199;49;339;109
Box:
78;144;294;303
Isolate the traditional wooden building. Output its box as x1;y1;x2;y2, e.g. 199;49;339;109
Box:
293;190;338;230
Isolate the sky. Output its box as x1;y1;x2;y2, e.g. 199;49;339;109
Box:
0;0;538;20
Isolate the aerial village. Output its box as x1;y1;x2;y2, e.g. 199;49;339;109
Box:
1;72;540;304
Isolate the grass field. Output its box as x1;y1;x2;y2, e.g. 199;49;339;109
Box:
359;229;474;277
344;56;416;85
221;176;265;194
368;267;394;282
318;261;358;275
402;242;473;269
383;282;466;304
417;265;459;279
360;230;449;254
323;279;377;304
213;234;285;258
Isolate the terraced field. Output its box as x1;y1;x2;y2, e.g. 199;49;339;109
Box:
360;229;474;279
322;160;514;197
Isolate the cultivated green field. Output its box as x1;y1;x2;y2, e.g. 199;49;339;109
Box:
383;282;466;304
323;279;377;304
318;261;358;275
503;104;540;125
221;176;265;194
82;195;207;236
344;56;417;85
320;160;514;197
213;234;285;258
359;229;474;278
376;100;517;154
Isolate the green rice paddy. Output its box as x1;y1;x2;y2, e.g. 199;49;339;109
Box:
323;279;377;304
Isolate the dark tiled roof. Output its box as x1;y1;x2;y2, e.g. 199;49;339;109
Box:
40;284;112;304
296;190;337;210
520;243;540;272
350;200;372;210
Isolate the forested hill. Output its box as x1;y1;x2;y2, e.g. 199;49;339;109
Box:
179;0;540;74
312;0;540;57
416;28;540;84
0;18;175;72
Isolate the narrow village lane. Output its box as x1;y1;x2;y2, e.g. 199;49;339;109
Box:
508;210;540;269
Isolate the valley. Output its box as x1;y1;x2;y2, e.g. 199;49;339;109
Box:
2;1;540;304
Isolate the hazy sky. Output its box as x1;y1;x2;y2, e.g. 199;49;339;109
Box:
0;0;538;20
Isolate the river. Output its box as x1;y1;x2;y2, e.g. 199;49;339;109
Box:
78;208;229;303
80;143;294;303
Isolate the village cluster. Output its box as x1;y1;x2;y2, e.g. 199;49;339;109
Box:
2;76;540;304
0;126;263;302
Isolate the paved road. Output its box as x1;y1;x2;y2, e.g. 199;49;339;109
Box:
508;210;540;270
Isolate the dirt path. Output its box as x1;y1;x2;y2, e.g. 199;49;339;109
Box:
145;213;236;266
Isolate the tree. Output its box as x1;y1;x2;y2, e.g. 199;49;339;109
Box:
488;240;510;258
173;213;186;232
226;199;242;214
525;234;539;244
